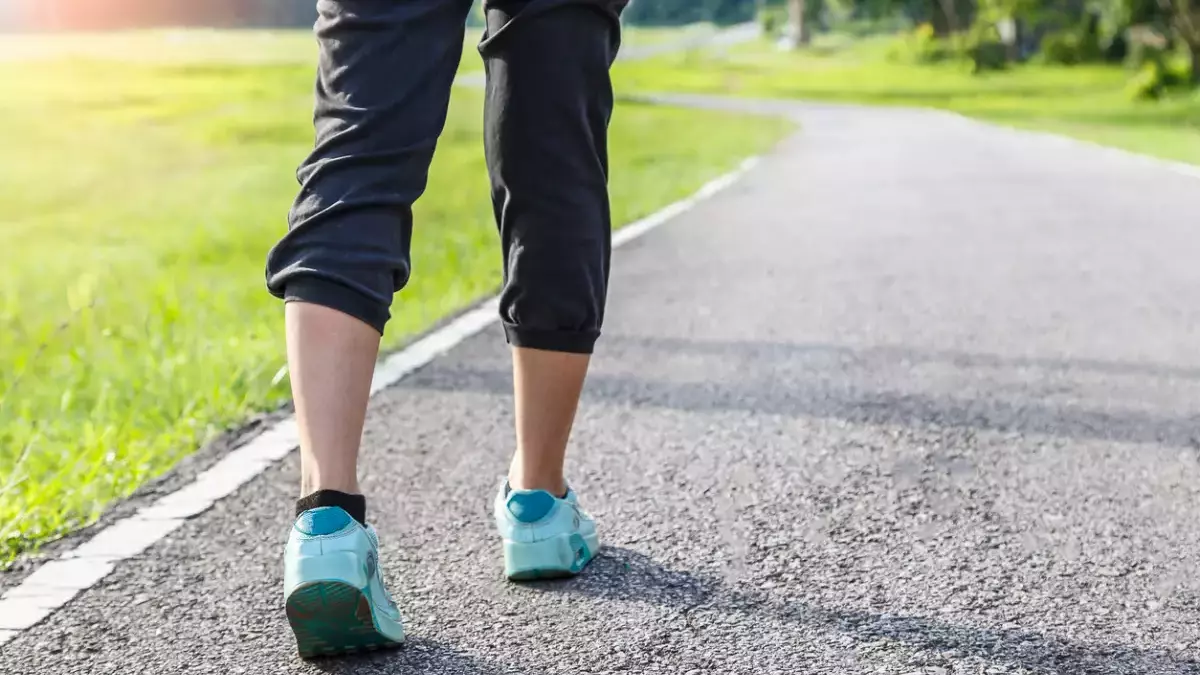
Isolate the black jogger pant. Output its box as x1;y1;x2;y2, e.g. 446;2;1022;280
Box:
265;0;626;355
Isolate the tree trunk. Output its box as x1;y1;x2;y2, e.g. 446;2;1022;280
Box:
933;0;960;36
786;0;809;49
1182;1;1200;84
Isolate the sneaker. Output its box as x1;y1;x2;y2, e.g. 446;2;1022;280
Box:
493;481;601;581
283;507;404;658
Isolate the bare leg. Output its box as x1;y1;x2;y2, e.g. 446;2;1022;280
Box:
508;346;590;496
286;302;381;496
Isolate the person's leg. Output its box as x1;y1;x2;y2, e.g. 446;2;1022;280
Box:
286;302;379;499
481;0;624;579
268;0;471;514
267;0;472;656
509;348;590;496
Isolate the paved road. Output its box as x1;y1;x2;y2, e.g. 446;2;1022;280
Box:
4;99;1200;674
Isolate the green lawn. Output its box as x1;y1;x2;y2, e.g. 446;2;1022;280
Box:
0;28;477;70
614;34;1200;166
0;32;793;563
623;22;718;47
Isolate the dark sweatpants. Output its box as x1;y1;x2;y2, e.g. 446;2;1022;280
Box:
265;0;626;355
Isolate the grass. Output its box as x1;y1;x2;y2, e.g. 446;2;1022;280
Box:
613;34;1200;166
0;28;478;70
0;22;714;68
0;31;793;563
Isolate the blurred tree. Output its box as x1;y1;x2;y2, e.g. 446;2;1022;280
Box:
786;0;810;47
1095;0;1199;82
932;0;979;34
855;0;977;35
705;0;761;24
1159;0;1200;82
856;0;900;19
624;0;758;25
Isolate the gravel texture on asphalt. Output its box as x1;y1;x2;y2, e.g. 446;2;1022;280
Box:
3;98;1199;675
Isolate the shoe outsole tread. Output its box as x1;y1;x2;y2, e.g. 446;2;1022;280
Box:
506;567;579;582
285;580;404;659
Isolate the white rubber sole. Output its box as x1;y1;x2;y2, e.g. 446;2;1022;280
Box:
503;531;601;581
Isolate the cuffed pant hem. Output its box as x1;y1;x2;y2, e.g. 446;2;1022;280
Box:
284;277;390;335
503;323;599;354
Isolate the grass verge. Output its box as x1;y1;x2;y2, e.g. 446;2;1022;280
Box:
0;32;792;564
614;35;1200;166
0;22;714;69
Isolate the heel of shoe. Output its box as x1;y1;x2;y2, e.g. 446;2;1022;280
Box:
284;553;402;658
286;581;403;658
286;551;368;591
503;533;596;581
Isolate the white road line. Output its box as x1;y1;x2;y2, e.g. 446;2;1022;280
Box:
0;155;762;647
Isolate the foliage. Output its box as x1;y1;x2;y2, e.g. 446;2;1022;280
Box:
849;0;1197;87
887;22;966;62
1124;24;1194;97
961;10;1012;70
886;18;1002;69
760;2;791;36
1039;27;1104;64
1126;54;1191;96
970;37;1012;70
624;0;759;26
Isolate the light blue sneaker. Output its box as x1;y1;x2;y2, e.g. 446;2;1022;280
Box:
283;507;404;658
494;481;601;581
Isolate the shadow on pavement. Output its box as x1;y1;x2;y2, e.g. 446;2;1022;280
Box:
306;636;523;675
529;547;1199;675
400;336;1200;449
599;335;1200;382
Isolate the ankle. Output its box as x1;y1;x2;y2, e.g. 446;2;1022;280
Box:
507;473;568;498
295;489;367;526
301;472;359;497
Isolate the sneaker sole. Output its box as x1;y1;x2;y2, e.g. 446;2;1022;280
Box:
504;532;599;582
285;581;404;659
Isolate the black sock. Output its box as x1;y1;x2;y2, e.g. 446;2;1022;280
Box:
503;482;569;500
295;490;367;526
